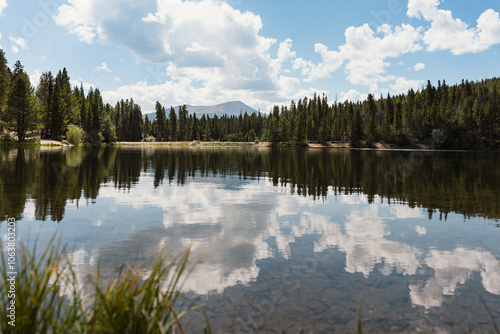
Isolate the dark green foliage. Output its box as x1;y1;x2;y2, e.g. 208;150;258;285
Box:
349;104;362;146
6;61;38;142
0;51;498;148
35;71;54;129
0;49;12;129
66;124;85;144
50;68;73;139
101;115;117;143
155;101;167;141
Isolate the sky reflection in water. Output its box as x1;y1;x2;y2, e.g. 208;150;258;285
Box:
3;146;500;332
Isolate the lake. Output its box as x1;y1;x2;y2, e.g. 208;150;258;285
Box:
1;145;499;332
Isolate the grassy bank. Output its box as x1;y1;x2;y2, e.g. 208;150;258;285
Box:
0;237;210;333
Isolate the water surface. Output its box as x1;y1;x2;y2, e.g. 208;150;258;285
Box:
1;146;499;332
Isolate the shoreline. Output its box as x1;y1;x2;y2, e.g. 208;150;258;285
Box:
117;140;433;150
8;139;496;151
0;139;439;150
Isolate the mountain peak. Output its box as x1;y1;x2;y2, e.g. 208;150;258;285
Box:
144;101;258;119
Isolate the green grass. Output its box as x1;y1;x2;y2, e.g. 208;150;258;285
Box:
0;236;210;334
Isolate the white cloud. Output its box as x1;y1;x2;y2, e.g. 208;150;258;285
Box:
70;79;96;93
54;0;98;44
9;36;28;53
410;247;500;309
95;62;111;72
54;0;316;112
295;23;422;92
408;0;500;54
390;205;424;219
113;77;121;82
390;77;424;95
338;89;368;102
29;69;42;87
415;225;427;235
276;38;296;62
0;0;7;16
414;62;425;71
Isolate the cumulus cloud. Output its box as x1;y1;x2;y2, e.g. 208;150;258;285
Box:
390;77;424;95
338;89;368;102
415;225;427;235
414;62;425;71
407;0;500;54
294;23;422;92
0;0;7;16
95;62;111;72
29;69;42;87
70;79;96;93
9;36;28;53
410;247;500;309
52;0;500;110
54;0;315;112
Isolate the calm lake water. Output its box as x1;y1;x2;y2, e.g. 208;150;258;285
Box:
1;146;500;333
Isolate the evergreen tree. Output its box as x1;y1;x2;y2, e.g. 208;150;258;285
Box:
349;104;362;146
144;115;151;137
178;105;188;141
130;103;143;141
382;93;393;141
36;72;54;129
365;94;377;144
155;101;167;141
0;49;12;128
169;106;177;141
191;112;199;141
7;61;38;141
50;68;73;138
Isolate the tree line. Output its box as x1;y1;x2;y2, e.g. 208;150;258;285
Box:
1;49;498;149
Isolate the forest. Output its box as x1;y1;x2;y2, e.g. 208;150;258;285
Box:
1;49;499;149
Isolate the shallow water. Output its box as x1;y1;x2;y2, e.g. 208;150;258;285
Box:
1;146;499;332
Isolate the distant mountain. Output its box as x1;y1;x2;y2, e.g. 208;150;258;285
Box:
143;101;259;120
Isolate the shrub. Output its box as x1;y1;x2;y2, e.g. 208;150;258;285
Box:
142;135;156;142
0;133;16;144
66;124;85;145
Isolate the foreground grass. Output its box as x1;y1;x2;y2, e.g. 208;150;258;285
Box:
0;236;210;333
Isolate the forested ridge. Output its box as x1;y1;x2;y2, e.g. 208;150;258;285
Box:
1;50;499;149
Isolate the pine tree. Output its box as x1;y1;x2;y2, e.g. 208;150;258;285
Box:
130;103;143;141
349;104;362;146
382;93;393;141
169;106;177;141
0;49;12;128
365;94;377;144
144;115;151;137
178;105;188;141
50;68;73;138
36;71;54;130
191;112;199;141
155;101;167;141
7;61;38;141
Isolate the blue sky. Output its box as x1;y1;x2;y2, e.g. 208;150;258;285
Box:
1;0;499;113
